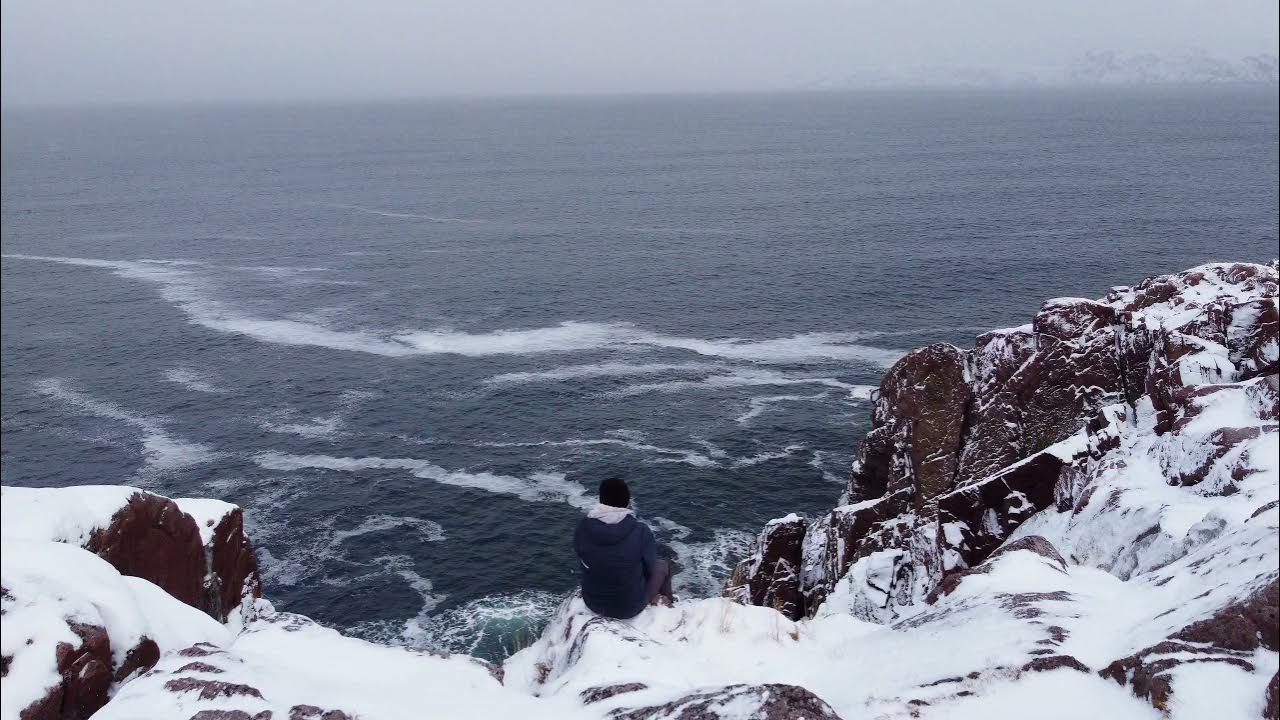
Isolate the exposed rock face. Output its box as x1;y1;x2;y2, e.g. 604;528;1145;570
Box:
85;493;206;611
206;508;262;622
16;621;163;720
724;515;806;617
611;684;842;720
731;262;1279;624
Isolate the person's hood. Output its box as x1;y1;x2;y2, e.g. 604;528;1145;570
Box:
582;503;638;545
587;503;634;524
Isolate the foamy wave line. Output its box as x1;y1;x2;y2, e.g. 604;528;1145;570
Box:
162;367;228;394
735;392;830;424
34;378;221;471
730;444;808;468
324;202;488;224
331;515;446;545
468;435;719;468
253;451;593;508
3;254;904;366
612;367;879;398
483;361;721;385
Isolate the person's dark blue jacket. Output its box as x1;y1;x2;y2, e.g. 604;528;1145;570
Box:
574;507;657;619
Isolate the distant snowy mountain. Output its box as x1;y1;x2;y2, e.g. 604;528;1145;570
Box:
1068;49;1279;85
820;50;1280;88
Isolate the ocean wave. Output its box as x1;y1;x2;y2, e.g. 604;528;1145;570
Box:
3;254;905;366
34;377;221;472
403;589;566;658
162;366;228;394
482;361;721;385
735;392;831;423
463;433;721;468
809;449;851;485
612;367;879;397
258;415;343;440
652;517;754;597
323;202;488;224
253;451;594;508
331;514;446;545
730;444;808;468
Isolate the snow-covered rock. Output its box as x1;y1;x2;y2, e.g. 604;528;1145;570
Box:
730;261;1278;714
1;486;261;623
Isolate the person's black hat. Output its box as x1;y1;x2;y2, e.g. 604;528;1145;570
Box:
599;477;630;508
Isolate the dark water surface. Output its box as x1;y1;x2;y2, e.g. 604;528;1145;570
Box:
3;86;1276;659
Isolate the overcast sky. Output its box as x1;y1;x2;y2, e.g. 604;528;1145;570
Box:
2;0;1277;105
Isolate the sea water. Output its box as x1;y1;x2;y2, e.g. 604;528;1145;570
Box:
2;86;1276;660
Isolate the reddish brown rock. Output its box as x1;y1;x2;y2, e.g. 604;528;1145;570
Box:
937;453;1064;571
206;508;262;621
114;637;160;682
288;705;355;720
1021;655;1089;674
164;677;264;701
21;623;113;720
726;515;807;619
581;683;649;704
611;683;841;720
854;344;969;507
189;711;273;720
86;493;205;611
1265;671;1279;720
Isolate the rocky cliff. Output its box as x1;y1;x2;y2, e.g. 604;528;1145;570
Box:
727;261;1278;714
3;261;1277;720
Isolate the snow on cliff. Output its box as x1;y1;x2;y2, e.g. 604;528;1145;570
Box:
2;262;1277;720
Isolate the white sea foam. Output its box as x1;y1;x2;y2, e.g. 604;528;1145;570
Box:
652;517;755;597
406;589;565;657
730;444;808;468
253;451;594;508
809;449;851;485
483;361;721;385
331;515;446;545
3;254;904;366
259;416;343;440
460;432;721;468
34;378;221;471
613;367;879;397
374;554;447;617
734;392;831;424
162;367;228;394
324;202;487;224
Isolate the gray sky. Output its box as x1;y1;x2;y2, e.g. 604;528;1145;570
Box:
2;0;1277;105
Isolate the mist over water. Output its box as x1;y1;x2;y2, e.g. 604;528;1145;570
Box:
2;87;1277;659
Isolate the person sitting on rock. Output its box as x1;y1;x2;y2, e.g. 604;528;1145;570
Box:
574;477;674;618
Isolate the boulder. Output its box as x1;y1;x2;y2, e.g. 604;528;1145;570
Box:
726;515;807;619
84;493;206;611
611;683;842;720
